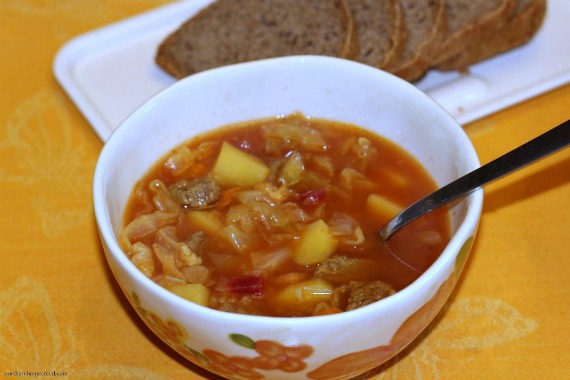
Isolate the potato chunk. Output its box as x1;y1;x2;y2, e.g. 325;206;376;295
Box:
274;278;334;310
169;283;210;307
293;219;337;265
367;194;403;222
186;210;223;235
211;142;270;187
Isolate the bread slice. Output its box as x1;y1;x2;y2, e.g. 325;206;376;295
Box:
431;0;516;68
346;0;407;70
391;0;447;81
436;0;546;71
156;0;357;78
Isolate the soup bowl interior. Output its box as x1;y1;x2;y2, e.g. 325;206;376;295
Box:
94;56;482;380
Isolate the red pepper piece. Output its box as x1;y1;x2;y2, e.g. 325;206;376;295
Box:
297;188;326;206
228;275;265;295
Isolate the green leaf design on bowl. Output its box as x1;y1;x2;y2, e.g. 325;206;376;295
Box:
230;333;256;349
185;345;210;363
131;291;141;305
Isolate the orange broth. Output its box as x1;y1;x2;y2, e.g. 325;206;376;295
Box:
121;113;451;317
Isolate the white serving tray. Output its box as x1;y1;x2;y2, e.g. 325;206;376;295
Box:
54;0;570;142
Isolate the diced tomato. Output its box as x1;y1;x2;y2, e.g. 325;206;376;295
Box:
228;275;265;295
297;188;326;206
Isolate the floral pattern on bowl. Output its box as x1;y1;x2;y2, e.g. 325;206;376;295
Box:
129;291;314;379
125;236;474;380
306;271;457;379
307;237;475;379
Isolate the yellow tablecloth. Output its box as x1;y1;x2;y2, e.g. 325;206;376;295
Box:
1;1;569;379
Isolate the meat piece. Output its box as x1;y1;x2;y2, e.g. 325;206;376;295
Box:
315;256;382;284
211;294;264;316
346;280;395;311
169;178;220;208
186;231;205;252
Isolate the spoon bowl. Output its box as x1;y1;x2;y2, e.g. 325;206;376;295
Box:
380;119;570;242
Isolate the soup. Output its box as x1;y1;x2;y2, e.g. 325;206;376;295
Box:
121;113;450;317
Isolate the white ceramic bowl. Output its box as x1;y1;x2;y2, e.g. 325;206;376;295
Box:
93;56;482;380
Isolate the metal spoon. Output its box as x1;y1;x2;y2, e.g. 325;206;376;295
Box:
379;119;570;243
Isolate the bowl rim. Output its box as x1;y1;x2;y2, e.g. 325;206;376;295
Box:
93;55;483;326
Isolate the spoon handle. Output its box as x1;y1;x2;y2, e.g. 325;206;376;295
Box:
379;119;570;242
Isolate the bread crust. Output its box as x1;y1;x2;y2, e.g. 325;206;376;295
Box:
346;0;407;70
432;0;517;67
381;0;408;70
392;0;448;81
339;0;360;60
436;0;546;71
